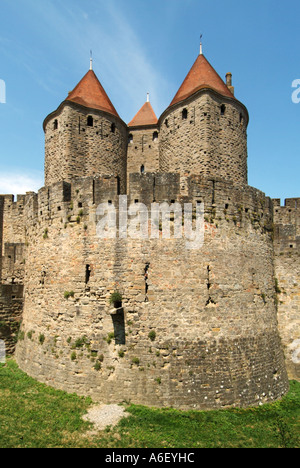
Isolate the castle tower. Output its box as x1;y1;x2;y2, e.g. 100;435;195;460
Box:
14;49;290;411
159;51;248;193
127;94;159;190
43;66;127;193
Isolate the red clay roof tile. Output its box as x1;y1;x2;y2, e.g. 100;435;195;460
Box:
128;101;158;127
169;54;234;108
66;70;119;118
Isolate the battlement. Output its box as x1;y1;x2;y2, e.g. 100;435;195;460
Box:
20;174;274;238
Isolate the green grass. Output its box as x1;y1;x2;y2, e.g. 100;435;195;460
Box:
0;359;299;448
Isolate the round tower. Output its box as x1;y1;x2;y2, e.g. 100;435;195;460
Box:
159;51;248;194
43;66;127;193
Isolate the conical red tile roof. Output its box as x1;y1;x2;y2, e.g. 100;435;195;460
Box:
169;54;234;107
66;69;119;118
128;100;158;127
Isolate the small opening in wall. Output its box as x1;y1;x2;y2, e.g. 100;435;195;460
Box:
225;203;229;210
78;202;83;208
140;165;145;174
87;116;93;127
182;108;188;120
57;206;61;211
85;265;91;284
135;199;139;204
111;123;116;133
144;263;150;301
128;133;133;144
290;245;294;248
53;119;58;130
240;113;243;124
153;131;158;141
165;119;169;128
245;208;249;213
220;104;226;116
108;200;112;205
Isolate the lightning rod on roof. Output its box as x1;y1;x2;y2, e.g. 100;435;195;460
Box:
200;34;203;55
90;50;93;70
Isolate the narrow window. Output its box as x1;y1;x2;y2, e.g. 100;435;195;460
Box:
165;119;169;128
111;123;116;133
239;113;243;124
144;263;150;301
221;104;226;116
85;265;91;284
87;116;93;127
153;131;158;141
128;133;133;144
53;119;58;130
140;165;145;174
182;108;188;120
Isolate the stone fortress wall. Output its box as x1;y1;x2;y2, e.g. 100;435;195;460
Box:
13;174;289;409
273;198;300;380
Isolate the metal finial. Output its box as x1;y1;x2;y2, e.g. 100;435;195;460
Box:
147;92;150;102
90;50;93;70
200;34;203;55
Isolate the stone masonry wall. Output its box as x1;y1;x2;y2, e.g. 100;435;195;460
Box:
127;126;159;191
15;175;288;410
159;90;248;194
44;102;127;193
0;194;26;354
273;198;300;380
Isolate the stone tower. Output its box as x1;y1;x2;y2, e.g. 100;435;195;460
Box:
127;95;159;191
43;66;128;193
159;52;248;193
12;49;291;410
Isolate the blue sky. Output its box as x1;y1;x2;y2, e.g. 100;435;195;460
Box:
0;0;299;201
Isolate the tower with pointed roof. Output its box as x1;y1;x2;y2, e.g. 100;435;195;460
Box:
158;49;248;194
43;67;128;193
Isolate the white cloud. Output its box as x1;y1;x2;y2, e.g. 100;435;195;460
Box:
0;171;43;196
